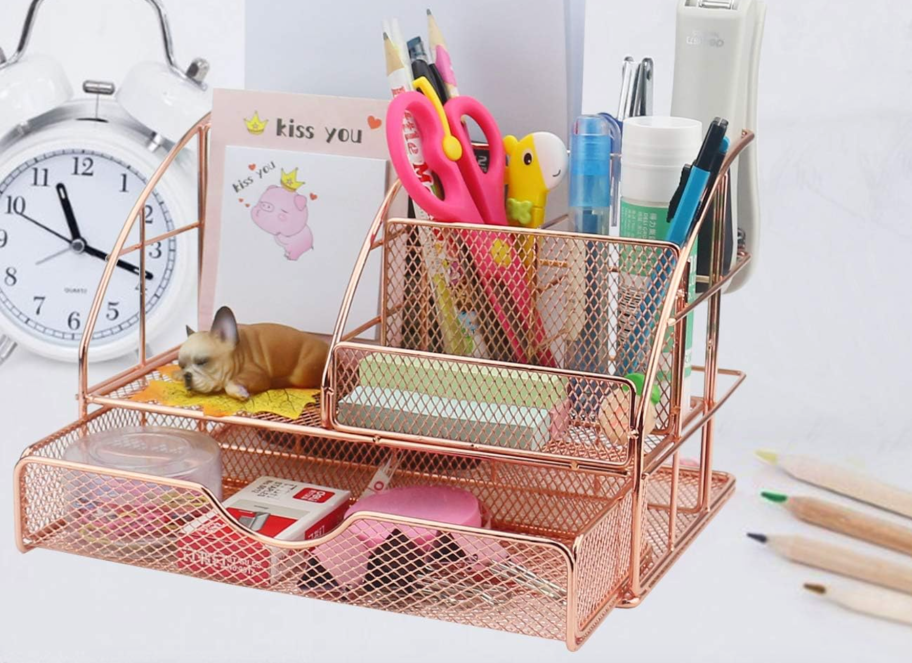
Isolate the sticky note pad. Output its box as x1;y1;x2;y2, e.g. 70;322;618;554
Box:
357;354;569;410
337;385;569;451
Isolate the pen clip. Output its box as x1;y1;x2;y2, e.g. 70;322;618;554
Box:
638;58;653;116
414;76;462;161
668;164;691;220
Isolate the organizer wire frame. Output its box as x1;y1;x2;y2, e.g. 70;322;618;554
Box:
13;115;752;649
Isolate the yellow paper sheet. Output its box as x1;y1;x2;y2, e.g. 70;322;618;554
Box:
130;364;319;418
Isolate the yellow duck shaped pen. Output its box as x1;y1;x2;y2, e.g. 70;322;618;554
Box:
503;132;568;229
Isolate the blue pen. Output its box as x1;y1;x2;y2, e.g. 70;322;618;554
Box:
616;122;729;377
666;118;729;246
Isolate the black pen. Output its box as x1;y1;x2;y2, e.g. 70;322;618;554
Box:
407;37;449;104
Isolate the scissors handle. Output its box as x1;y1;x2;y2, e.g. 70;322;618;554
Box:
386;91;483;225
445;97;508;227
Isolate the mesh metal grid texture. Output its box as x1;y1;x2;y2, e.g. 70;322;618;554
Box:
325;218;685;468
17;407;643;646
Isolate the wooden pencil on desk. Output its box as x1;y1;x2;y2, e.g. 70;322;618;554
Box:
761;491;912;557
747;533;912;595
755;450;912;519
804;582;912;627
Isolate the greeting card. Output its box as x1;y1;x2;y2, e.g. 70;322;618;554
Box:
201;89;390;337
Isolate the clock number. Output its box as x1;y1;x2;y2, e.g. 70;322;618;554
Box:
33;296;46;315
120;173;129;193
148;242;163;259
0;229;7;248
144;204;154;223
106;301;120;321
72;156;95;177
68;311;81;330
4;196;26;215
4;267;17;286
31;168;49;187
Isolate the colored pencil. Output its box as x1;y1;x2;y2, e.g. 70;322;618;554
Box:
804;582;912;627
747;533;912;596
427;9;459;98
756;450;912;519
762;491;912;557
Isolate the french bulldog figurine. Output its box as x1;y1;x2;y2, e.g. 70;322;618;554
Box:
179;307;329;400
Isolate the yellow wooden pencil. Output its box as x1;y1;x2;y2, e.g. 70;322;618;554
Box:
756;450;912;519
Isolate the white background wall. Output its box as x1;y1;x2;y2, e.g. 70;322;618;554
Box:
2;1;911;662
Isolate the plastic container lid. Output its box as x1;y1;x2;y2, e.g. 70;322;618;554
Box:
621;116;702;206
64;426;222;497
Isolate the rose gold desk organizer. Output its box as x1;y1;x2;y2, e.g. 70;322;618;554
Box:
13;116;753;650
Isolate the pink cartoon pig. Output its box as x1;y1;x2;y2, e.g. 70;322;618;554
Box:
251;185;314;260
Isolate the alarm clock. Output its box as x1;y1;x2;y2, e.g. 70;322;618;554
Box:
0;0;210;363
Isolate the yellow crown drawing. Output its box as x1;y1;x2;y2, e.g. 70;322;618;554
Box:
280;168;305;192
244;111;268;135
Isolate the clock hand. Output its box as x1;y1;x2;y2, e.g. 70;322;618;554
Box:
17;210;153;279
16;211;71;244
35;246;72;266
56;183;83;240
82;243;154;280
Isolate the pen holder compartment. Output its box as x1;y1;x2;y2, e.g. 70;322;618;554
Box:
15;406;635;647
328;212;685;468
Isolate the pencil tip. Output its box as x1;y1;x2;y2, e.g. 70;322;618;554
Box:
804;583;826;595
755;449;779;465
427;8;432;15
383;32;390;40
747;532;768;544
761;490;788;503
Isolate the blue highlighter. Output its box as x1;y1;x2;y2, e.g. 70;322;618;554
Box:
666;118;729;246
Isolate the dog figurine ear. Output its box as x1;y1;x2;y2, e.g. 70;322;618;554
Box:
185;325;195;337
210;306;239;346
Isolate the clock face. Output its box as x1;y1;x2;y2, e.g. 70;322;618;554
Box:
0;148;177;349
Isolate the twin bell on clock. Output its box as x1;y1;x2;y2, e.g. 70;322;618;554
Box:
0;0;211;364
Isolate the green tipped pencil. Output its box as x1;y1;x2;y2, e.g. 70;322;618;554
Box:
760;491;912;557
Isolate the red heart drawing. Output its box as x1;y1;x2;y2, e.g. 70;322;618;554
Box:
310;193;318;200
248;163;256;170
238;198;244;202
245;203;250;207
367;116;382;130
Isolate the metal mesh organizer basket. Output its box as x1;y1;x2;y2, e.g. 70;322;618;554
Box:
13;117;752;650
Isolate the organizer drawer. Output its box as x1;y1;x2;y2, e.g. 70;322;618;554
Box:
15;407;635;648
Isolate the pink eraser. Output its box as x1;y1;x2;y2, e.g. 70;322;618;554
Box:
346;486;482;550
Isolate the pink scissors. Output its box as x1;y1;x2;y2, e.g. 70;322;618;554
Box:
386;80;555;367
